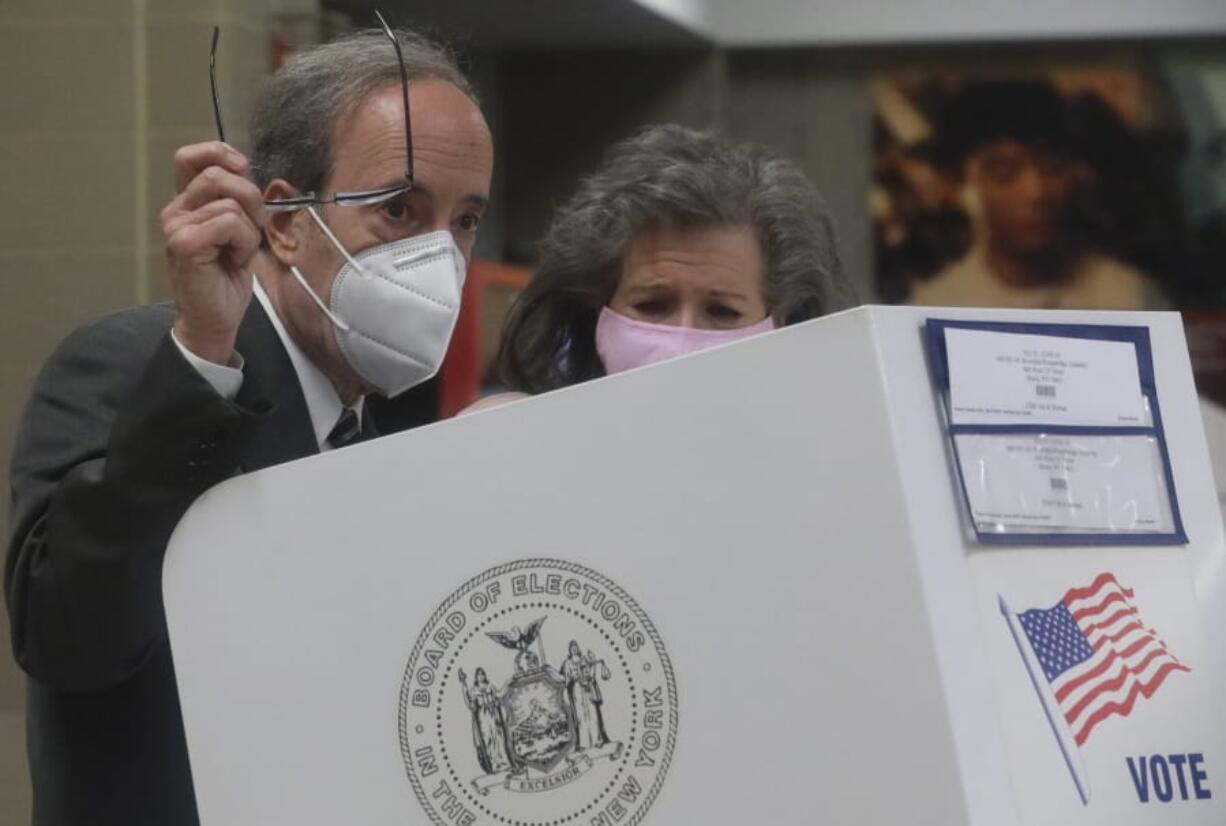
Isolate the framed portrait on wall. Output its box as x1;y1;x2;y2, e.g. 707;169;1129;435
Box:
871;54;1224;314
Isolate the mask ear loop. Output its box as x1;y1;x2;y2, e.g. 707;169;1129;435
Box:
305;206;368;274
286;206;364;333
289;265;351;332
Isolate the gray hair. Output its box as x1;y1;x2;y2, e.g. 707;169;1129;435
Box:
498;124;857;392
249;27;475;195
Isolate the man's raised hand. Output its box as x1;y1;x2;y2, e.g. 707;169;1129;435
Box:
161;141;267;364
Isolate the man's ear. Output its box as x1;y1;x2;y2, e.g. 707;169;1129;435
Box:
263;179;305;265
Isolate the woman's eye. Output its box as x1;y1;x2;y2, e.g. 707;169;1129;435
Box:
456;213;482;232
707;304;742;320
634;300;669;316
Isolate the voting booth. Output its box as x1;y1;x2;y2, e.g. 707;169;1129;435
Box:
163;305;1226;826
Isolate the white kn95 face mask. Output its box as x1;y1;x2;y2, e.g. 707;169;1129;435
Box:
289;206;466;397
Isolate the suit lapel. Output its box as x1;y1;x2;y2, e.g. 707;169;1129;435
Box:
235;301;319;473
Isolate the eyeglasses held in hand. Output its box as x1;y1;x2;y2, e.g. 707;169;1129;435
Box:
209;10;415;213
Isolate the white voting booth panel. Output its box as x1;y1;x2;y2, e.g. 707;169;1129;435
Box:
164;305;1225;826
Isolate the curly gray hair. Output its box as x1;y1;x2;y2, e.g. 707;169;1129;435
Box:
249;26;474;196
498;124;856;392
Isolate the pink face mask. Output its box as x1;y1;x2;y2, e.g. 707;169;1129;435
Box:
595;306;776;375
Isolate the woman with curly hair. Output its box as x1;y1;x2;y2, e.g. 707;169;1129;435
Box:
490;124;855;401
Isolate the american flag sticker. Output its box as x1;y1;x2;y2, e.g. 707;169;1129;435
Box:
999;573;1190;805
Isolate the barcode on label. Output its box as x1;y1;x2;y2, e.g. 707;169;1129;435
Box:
1049;477;1068;491
1035;385;1057;398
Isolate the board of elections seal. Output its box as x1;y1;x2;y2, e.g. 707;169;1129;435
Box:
399;559;678;826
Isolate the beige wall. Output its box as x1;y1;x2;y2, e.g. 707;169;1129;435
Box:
0;1;313;821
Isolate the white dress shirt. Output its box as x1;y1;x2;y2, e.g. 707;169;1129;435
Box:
170;281;362;451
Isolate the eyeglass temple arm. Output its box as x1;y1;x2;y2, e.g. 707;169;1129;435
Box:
374;10;413;185
209;26;226;143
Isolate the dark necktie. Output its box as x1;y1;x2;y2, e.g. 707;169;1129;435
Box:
327;407;362;450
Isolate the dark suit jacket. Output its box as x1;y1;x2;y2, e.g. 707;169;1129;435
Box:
6;301;334;825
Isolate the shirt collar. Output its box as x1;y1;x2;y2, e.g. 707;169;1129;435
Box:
254;280;363;451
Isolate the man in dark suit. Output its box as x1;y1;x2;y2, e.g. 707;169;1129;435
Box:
6;25;493;826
